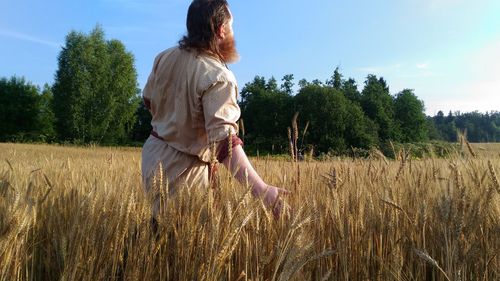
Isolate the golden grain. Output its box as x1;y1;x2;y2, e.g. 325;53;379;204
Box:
0;143;498;280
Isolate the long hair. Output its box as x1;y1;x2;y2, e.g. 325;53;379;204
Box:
179;0;231;61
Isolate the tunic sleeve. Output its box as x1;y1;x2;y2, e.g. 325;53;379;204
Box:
142;69;156;114
202;81;241;143
142;52;164;113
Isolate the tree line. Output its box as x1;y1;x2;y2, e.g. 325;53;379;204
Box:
428;110;500;143
1;26;499;153
237;72;500;155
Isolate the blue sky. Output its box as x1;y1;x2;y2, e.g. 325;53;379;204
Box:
1;0;499;115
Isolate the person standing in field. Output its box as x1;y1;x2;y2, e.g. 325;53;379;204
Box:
141;0;286;217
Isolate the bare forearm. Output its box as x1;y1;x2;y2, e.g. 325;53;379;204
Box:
221;144;286;217
222;145;266;195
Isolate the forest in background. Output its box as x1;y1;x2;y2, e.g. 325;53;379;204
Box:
1;26;499;156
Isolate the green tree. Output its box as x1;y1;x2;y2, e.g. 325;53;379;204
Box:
38;84;56;141
0;76;43;141
342;78;361;104
131;98;152;143
52;25;139;144
295;84;376;154
326;66;342;89
280;74;295;95
240;76;293;153
430;110;446;140
311;79;323;86
360;75;400;141
426;116;441;140
240;76;266;108
394;89;428;142
431;111;500;142
265;76;278;91
298;79;309;89
442;111;458;142
103;40;141;143
453;111;500;142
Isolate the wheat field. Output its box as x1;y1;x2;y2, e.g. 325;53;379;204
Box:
0;143;499;280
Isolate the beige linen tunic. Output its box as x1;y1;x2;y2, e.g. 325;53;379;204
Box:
141;46;240;191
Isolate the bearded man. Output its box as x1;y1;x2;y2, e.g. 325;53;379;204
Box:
141;0;286;217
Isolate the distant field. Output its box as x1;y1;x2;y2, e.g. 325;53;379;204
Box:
0;143;498;280
470;142;500;157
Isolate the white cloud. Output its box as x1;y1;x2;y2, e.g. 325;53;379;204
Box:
426;87;499;115
0;29;61;48
421;39;500;114
353;39;500;115
356;62;438;80
356;63;401;74
416;62;430;69
355;36;500;115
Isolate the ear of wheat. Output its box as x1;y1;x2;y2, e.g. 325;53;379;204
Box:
414;249;451;281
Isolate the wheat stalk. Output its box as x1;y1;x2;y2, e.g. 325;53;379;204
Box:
465;139;477;158
380;198;413;224
288;127;295;162
414;249;451;281
291;112;299;161
488;160;500;194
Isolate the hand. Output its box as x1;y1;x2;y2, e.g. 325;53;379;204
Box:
263;186;290;219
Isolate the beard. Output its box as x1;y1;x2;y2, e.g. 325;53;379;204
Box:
218;35;239;64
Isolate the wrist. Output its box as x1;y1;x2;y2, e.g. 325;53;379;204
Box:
252;181;268;196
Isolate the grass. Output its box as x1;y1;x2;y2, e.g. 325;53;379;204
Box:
0;142;499;280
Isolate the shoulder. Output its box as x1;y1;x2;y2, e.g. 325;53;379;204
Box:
151;46;178;72
196;55;237;90
155;47;237;92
